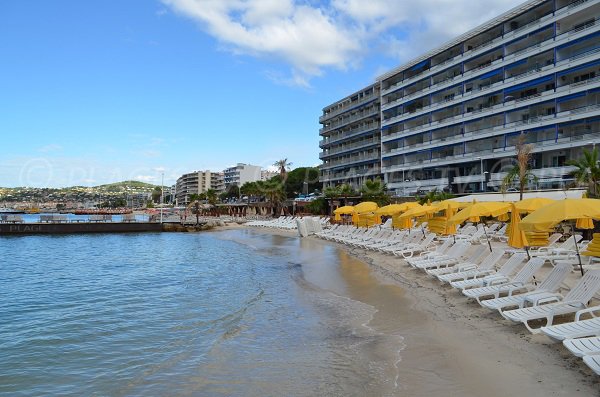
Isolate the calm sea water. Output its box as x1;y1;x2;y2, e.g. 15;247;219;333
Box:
0;229;405;396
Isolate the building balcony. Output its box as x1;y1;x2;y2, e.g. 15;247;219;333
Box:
319;138;381;159
382;128;600;175
320;95;379;122
381;75;600;147
320;107;380;134
387;177;448;192
320;153;381;170
380;0;597;97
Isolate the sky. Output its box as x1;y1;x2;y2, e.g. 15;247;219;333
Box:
0;0;525;187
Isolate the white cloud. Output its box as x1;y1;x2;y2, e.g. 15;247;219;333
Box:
163;0;525;85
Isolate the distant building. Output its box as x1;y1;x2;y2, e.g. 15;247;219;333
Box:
211;172;225;193
223;163;262;188
261;170;278;181
176;170;223;205
127;192;152;209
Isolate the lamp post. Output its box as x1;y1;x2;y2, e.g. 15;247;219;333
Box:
160;172;164;224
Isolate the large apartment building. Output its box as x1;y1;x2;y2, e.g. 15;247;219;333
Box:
320;0;600;196
319;83;382;189
175;170;222;205
223;163;262;188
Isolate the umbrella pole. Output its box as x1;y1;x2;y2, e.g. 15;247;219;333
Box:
482;223;492;252
572;223;584;277
525;246;531;260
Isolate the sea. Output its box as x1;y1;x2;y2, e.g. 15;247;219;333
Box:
0;229;407;397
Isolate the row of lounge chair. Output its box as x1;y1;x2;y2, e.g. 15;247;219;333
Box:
246;216;329;230
315;221;600;375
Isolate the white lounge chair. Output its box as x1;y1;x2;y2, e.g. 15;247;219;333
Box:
448;252;527;290
393;233;437;258
563;336;600;357
540;306;600;341
480;262;572;313
583;355;600;375
502;270;600;333
404;238;453;261
425;245;489;278
461;257;545;303
411;243;471;270
433;248;504;281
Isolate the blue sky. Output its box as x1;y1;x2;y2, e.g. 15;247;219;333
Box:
0;0;523;187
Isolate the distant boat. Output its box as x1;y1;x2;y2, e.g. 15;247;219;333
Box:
0;208;25;214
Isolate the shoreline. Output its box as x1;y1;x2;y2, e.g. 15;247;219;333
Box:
235;224;599;396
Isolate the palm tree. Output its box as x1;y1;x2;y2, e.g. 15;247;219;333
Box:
501;134;537;200
567;148;600;198
205;189;218;205
273;159;292;182
360;178;390;206
262;179;286;216
187;193;202;225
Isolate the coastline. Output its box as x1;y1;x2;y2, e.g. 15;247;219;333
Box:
233;224;599;396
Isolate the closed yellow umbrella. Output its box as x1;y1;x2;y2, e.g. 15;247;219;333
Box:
508;203;528;249
520;198;600;275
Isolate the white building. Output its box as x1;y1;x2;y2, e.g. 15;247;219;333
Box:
320;0;600;196
223;163;262;188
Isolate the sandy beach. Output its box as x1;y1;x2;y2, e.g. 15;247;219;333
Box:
232;223;600;396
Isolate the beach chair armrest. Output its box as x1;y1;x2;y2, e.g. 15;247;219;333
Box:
548;301;587;316
575;305;600;321
457;263;477;272
486;276;510;286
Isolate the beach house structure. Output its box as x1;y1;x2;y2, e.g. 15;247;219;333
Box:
319;0;600;196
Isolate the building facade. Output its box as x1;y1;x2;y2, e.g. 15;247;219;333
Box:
261;170;278;181
319;83;382;190
175;170;221;205
320;0;600;196
223;163;262;188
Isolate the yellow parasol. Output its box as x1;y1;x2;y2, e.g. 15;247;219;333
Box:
352;202;378;226
576;218;594;229
374;204;406;216
398;204;438;220
519;199;600;232
514;197;555;213
448;202;512;225
507;203;528;249
449;201;512;251
333;205;354;221
520;198;600;275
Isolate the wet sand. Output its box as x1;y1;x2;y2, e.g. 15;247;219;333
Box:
235;224;600;396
